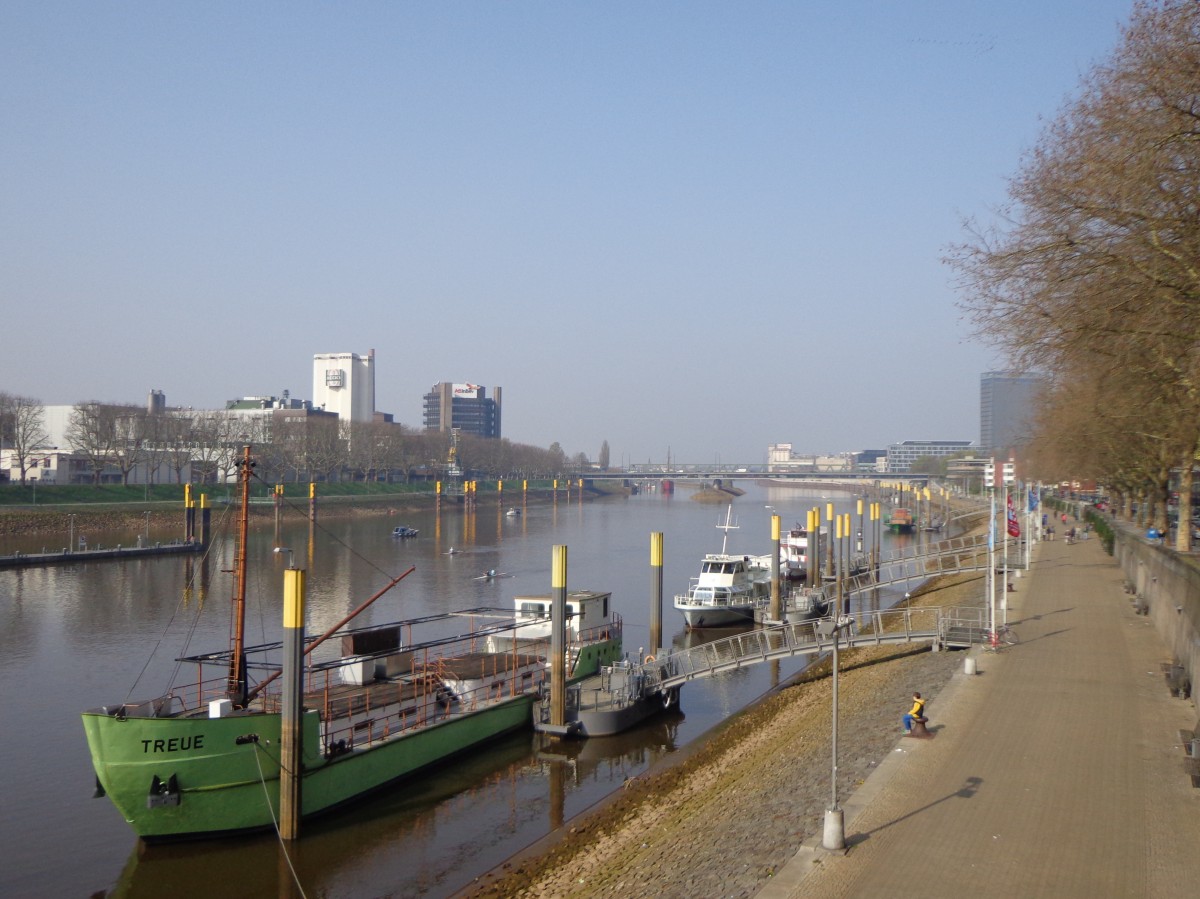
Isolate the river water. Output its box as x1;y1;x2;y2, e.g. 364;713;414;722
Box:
0;481;925;898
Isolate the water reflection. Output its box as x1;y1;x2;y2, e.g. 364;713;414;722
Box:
3;482;902;898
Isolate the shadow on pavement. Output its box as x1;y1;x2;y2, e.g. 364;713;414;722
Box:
848;776;984;848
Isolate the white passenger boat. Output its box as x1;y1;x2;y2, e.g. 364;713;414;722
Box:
673;505;771;628
780;524;810;581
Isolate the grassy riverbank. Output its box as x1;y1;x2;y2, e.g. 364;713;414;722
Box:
0;483;633;539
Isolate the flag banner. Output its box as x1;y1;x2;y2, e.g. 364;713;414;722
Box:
1007;492;1021;538
1028;486;1039;513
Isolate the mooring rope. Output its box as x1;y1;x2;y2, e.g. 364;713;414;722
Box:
252;742;309;899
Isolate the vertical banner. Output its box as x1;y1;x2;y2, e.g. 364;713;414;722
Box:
1007;492;1021;537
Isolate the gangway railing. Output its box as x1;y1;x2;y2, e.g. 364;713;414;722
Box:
643;606;956;693
838;533;1025;599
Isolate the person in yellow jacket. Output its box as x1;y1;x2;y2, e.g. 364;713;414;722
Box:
903;692;926;733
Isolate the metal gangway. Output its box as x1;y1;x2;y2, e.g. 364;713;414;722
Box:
836;532;1025;600
640;605;988;696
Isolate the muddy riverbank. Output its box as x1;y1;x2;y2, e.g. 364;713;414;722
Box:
462;517;989;899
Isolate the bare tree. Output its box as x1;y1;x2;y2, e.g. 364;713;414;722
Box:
0;392;50;484
949;0;1200;548
305;415;344;481
111;406;147;485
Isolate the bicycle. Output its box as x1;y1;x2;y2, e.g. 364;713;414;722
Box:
984;624;1020;650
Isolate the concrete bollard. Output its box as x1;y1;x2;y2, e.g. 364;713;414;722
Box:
822;807;845;850
964;657;977;676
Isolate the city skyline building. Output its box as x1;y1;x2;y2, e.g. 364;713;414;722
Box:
312;350;376;423
885;439;975;473
980;371;1045;455
422;382;502;439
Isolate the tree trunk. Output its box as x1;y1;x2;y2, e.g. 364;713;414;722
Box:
1175;445;1195;553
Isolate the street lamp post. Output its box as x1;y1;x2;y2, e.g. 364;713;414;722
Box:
819;615;853;850
984;460;997;642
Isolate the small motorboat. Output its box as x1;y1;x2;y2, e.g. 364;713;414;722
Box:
391;526;419;538
505;508;521;517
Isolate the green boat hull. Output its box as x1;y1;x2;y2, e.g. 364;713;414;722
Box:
83;696;535;840
84;635;622;840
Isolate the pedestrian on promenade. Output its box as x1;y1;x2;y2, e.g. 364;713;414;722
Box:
902;692;926;733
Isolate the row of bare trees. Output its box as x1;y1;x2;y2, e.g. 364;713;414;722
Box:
950;0;1200;550
1;394;595;486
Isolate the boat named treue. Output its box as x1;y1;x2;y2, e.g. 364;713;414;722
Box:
81;447;622;841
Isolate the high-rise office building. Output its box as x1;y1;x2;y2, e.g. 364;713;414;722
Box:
422;382;501;439
980;371;1044;454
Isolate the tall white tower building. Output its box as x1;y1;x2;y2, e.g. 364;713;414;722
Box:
312;349;376;422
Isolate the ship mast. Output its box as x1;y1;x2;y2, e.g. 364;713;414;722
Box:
228;445;253;707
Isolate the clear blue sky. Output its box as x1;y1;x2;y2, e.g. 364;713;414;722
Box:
0;2;1132;465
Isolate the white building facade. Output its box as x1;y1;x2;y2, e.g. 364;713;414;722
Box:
312;350;376;423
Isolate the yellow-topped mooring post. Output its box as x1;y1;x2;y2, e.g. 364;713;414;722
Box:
550;545;568;730
308;482;317;523
650;532;664;653
274;484;283;547
807;508;819;589
770;514;782;622
825;503;835;581
280;565;305;840
199;494;211;547
184;483;195;543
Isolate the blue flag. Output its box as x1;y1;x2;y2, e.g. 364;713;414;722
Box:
1028;486;1039;513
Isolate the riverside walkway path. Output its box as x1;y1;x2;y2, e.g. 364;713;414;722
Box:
762;531;1200;898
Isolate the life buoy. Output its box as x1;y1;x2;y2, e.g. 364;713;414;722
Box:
644;654;655;663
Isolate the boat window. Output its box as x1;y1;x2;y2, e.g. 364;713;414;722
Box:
518;602;547;618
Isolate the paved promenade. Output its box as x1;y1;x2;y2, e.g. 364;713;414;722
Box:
762;533;1200;898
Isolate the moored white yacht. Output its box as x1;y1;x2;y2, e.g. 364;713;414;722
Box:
674;505;771;628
